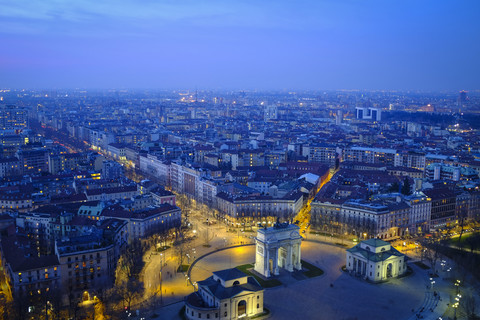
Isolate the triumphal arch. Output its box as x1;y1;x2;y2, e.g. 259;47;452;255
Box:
254;223;302;278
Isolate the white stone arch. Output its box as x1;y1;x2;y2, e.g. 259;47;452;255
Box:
254;224;302;278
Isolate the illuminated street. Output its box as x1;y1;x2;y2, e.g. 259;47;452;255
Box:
295;168;338;233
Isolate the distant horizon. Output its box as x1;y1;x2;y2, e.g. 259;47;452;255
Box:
0;87;478;94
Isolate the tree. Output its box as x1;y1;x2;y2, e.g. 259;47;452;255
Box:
67;290;82;320
47;289;64;320
388;181;400;193
103;287;122;319
201;227;214;247
457;202;468;244
465;233;480;253
401;177;412;195
173;229;187;267
117;239;146;281
462;291;477;320
117;279;144;312
421;238;441;275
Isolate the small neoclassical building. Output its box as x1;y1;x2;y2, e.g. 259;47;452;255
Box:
185;268;264;320
346;238;407;282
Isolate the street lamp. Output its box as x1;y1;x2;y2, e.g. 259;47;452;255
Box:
159;253;164;305
453;301;459;320
453;293;462;320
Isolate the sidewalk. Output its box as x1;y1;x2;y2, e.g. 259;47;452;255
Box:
138;224;255;318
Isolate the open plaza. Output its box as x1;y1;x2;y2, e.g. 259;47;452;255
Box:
140;227;475;320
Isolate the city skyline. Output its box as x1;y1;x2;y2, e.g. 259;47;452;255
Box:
1;0;480;91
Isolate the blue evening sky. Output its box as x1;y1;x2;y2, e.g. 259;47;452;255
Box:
0;0;479;90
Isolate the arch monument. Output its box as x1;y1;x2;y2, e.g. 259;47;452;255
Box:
254;223;302;278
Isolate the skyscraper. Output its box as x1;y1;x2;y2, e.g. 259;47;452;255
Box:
457;90;467;112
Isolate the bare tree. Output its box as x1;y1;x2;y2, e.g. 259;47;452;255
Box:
103;287;122;319
174;235;186;267
462;291;477;320
117;239;146;281
67;290;82;320
421;238;441;275
457;204;468;244
117;279;144;312
201;227;214;247
47;289;64;320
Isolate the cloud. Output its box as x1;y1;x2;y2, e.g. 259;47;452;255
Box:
0;0;336;37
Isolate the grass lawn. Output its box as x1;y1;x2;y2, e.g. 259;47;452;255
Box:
156;245;170;252
250;307;270;319
448;232;477;247
236;264;282;288
178;306;186;320
177;264;190;272
414;261;430;270
301;260;324;278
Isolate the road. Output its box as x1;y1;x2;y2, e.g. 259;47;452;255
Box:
294;167;338;234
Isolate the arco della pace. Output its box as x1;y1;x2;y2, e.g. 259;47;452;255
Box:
254;223;303;277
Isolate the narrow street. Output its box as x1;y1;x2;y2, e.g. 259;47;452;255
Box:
295;167;338;233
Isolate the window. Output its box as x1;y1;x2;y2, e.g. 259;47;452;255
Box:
257;303;260;308
224;312;227;317
198;313;201;318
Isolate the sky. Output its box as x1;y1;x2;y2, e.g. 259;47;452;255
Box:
1;0;479;91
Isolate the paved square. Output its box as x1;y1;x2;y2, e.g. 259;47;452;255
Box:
189;239;431;320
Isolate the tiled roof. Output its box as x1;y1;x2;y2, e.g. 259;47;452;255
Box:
213;268;247;281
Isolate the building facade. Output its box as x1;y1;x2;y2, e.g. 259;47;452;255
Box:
346;239;407;282
185;268;264;320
